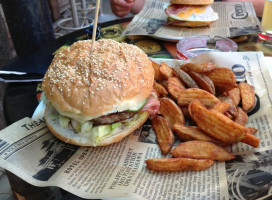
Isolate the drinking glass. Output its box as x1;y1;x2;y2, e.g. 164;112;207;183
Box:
259;0;272;42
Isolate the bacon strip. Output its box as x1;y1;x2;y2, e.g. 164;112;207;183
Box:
165;4;188;15
141;92;160;115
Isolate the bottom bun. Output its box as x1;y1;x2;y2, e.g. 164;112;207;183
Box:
45;105;149;146
167;18;214;27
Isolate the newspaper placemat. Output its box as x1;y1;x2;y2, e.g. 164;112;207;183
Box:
0;52;271;199
122;0;262;41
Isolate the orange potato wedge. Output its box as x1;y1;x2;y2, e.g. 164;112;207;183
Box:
188;99;249;144
211;102;231;114
173;123;227;146
207;67;237;94
226;88;241;106
153;81;168;97
171;141;235;161
151;115;174;155
160;80;168;90
160;98;185;129
218;95;238;117
248;127;258;135
234;107;248;126
172;67;199;88
177;88;220;107
179;106;190;120
240;132;260;148
239;82;256;112
146;158;214;172
167;77;186;100
188;72;215;95
225;111;234;120
151;60;163;81
160;62;176;80
180;62;216;73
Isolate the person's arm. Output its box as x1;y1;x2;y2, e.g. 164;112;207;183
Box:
131;0;145;14
110;0;145;17
110;0;134;17
222;0;265;17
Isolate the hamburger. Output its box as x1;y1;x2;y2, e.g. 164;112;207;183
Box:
165;0;218;27
42;39;158;146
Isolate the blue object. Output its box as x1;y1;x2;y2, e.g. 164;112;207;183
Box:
85;25;101;39
1;0;55;56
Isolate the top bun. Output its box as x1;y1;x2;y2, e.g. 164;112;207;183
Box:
42;39;154;122
170;0;214;5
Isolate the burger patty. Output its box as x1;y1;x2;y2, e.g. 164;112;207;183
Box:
91;111;136;125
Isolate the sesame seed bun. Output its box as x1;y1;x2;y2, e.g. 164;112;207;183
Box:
170;0;214;5
167;19;215;27
44;105;149;146
42;39;154;122
42;39;154;146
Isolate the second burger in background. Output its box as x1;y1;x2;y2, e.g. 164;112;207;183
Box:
165;0;219;27
42;39;159;147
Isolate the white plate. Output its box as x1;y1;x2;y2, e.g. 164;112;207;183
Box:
32;100;46;119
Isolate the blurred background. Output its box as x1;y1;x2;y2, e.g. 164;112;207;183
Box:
0;0;131;68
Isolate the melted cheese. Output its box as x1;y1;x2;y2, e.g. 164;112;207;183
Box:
178;6;206;19
167;5;219;22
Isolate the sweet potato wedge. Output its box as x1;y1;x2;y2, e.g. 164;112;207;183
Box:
146;158;214;172
151;115;174;155
171;141;235;161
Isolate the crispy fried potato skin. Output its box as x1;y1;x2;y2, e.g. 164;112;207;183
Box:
160;98;185;130
147;61;260;173
171;141;235;161
173;124;227;146
178;88;220;108
180;62;216;73
146;158;214;171
188;72;215;95
188;99;248;144
239;82;256;112
151;115;174;155
207;67;237;94
167;77;186;100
